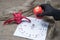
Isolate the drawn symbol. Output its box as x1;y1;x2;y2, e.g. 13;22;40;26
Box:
35;35;38;38
19;28;23;31
32;34;34;37
22;31;25;33
31;24;35;29
24;25;27;27
28;34;31;37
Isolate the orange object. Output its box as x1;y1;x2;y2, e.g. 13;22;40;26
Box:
33;6;43;15
33;6;43;18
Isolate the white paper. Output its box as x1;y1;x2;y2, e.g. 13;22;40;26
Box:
13;17;49;40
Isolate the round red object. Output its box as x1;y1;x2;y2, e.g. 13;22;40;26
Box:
33;6;43;15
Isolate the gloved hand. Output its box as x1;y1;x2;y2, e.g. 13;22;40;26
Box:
37;4;60;20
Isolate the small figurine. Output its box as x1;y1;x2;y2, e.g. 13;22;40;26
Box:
4;11;31;25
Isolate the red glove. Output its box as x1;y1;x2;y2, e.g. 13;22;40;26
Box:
4;11;31;25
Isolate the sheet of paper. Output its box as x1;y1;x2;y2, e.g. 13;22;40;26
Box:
13;17;49;40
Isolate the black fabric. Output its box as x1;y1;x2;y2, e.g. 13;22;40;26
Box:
37;4;60;21
53;10;60;20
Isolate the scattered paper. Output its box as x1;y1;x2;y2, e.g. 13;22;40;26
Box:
13;17;49;40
